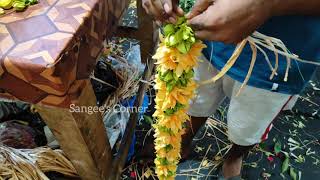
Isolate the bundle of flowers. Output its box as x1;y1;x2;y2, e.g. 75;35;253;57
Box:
152;17;206;179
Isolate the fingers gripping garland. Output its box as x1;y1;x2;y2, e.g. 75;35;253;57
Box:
152;17;206;179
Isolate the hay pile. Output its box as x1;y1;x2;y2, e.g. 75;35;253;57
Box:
90;43;143;115
98;53;141;113
0;146;77;180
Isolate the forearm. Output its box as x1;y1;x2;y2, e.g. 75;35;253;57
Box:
272;0;320;16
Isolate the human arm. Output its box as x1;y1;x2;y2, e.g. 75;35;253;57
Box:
186;0;320;44
273;0;320;16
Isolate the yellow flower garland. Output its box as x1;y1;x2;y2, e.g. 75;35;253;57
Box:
152;18;206;179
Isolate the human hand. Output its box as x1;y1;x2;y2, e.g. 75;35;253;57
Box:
142;0;184;25
186;0;275;44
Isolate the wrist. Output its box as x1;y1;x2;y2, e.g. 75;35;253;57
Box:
268;0;285;16
269;0;309;16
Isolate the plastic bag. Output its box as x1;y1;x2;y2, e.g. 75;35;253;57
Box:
125;45;145;75
103;94;149;160
103;105;130;148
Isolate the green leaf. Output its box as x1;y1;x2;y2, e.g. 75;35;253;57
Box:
143;115;153;124
167;171;175;177
164;144;173;152
176;103;185;109
158;126;174;135
168;35;179;46
189;36;196;44
161;70;169;77
164;102;186;116
274;141;282;154
177;42;187;54
175;30;184;43
159;73;165;81
164;108;174;116
166;83;174;92
184;41;191;52
158;157;170;165
160;70;171;81
176;16;186;25
186;70;194;79
163;24;175;36
13;1;26;11
182;30;190;40
185;26;193;33
165;36;171;46
180;78;187;86
163;71;173;82
290;167;297;180
282;156;290;173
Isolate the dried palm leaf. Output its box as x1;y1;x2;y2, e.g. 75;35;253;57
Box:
0;146;77;180
201;31;320;94
200;39;248;85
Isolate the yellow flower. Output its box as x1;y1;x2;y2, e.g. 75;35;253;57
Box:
160;82;197;110
154;75;166;90
156;111;189;133
154;143;181;162
153;31;206;179
159;116;183;133
153;44;178;72
189;42;207;57
154;158;177;179
153;42;206;77
154;128;181;146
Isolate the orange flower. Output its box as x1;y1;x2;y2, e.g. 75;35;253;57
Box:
153;29;206;179
153;44;178;72
153;42;206;77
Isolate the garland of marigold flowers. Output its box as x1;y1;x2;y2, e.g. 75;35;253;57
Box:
152;17;206;180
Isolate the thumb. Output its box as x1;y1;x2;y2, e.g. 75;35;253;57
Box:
188;4;216;30
188;12;207;30
186;0;214;19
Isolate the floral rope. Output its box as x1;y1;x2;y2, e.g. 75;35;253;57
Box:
152;17;206;179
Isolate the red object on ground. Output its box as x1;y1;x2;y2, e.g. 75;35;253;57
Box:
267;156;274;162
0;121;37;149
130;171;137;178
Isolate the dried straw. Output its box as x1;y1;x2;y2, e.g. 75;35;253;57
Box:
200;39;248;85
0;146;78;180
235;41;257;96
90;52;142;115
201;31;320;92
175;117;232;180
